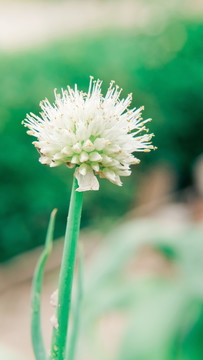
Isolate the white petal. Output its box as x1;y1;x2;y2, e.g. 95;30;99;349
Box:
78;163;88;176
63;131;77;145
102;168;116;182
89;152;102;162
94;137;106;151
118;169;131;176
39;156;50;165
107;144;120;153
76;123;89;140
101;154;112;165
50;160;61;167
53;152;63;161
80;151;89;162
74;167;99;191
71;155;79;164
91;162;100;172
83;139;95;152
102;168;122;186
114;175;122;186
61;147;73;156
110;159;120;167
72;142;82;154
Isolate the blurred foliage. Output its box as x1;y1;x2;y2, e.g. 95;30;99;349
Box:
80;219;203;360
0;17;203;261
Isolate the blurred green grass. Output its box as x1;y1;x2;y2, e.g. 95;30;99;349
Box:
80;219;203;360
0;18;202;261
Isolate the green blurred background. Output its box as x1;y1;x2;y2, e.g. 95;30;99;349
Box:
1;0;202;262
0;1;203;360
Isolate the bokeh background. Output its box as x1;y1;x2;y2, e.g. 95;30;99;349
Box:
0;0;203;359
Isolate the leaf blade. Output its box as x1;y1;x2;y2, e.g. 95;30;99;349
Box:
31;208;57;360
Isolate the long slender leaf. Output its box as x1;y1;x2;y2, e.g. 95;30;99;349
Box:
31;208;57;360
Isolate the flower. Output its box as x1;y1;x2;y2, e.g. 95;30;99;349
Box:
23;77;156;191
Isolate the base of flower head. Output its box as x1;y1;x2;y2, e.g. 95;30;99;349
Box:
74;164;125;191
74;166;99;192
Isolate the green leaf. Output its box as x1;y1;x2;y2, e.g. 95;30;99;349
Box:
31;208;57;360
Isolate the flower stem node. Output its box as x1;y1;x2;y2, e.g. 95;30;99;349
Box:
23;77;156;191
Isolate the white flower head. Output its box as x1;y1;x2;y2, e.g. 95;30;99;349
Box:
23;77;156;191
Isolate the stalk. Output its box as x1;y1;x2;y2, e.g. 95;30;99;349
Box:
66;246;83;360
51;177;83;360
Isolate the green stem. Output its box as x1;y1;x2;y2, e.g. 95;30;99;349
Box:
51;177;83;360
66;246;83;360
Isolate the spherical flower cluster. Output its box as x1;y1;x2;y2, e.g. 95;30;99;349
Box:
23;77;156;191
